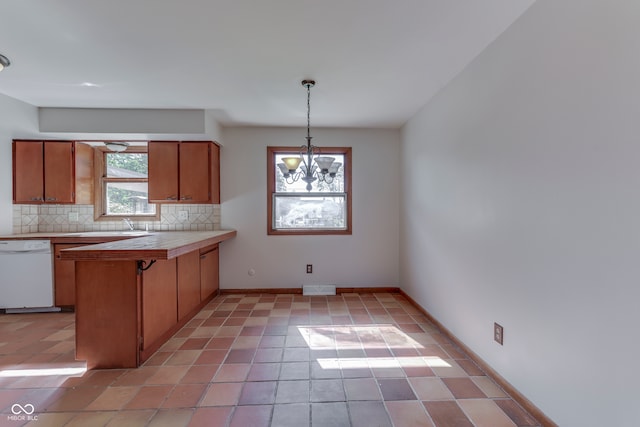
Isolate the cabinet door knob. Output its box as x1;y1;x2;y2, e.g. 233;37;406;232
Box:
181;195;192;200
166;196;177;200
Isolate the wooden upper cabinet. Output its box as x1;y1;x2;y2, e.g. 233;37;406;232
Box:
179;142;210;203
74;142;94;205
13;141;44;203
44;141;75;203
148;140;220;204
210;142;220;204
148;141;180;202
13;140;75;204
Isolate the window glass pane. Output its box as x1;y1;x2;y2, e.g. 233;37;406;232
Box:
106;153;148;178
106;182;156;215
275;153;344;193
273;194;347;230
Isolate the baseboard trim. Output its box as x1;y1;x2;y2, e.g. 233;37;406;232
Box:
220;288;303;295
398;289;558;427
219;287;401;295
337;287;401;294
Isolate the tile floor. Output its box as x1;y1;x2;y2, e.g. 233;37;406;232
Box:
0;293;542;426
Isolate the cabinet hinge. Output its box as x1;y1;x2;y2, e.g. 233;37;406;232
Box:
139;336;144;351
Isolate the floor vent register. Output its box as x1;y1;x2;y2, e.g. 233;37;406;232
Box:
302;284;337;296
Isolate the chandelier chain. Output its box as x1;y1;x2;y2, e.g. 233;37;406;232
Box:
307;82;311;140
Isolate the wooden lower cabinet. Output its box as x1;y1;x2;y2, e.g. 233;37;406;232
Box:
75;260;139;369
200;244;219;300
141;259;177;353
177;251;201;320
75;247;220;369
54;243;90;307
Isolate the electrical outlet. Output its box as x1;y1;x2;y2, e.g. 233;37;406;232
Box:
306;264;313;274
178;210;189;221
494;323;504;345
68;212;79;222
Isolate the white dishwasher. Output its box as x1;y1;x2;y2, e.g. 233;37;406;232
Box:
0;239;59;313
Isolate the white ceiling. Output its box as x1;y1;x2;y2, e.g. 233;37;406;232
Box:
0;0;533;129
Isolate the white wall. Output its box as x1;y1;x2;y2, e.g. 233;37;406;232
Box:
0;94;39;234
220;126;400;290
400;1;640;426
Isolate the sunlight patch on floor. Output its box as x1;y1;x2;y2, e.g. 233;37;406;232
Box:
298;324;424;350
317;356;451;370
0;363;87;378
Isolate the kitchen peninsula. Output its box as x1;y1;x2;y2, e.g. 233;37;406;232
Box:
59;230;236;369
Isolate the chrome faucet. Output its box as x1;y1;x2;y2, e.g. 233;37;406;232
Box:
123;218;135;231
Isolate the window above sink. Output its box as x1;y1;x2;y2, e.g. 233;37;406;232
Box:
94;146;160;222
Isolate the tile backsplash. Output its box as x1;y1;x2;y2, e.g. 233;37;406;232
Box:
13;204;221;234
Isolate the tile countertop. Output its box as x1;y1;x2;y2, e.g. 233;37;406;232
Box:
0;231;157;243
1;230;237;261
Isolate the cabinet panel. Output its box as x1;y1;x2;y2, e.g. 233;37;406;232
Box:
43;141;75;203
148;141;179;202
179;142;211;203
200;244;219;301
141;259;177;350
74;142;94;205
13;141;44;203
75;260;139;369
178;251;201;319
210;143;220;204
54;243;89;307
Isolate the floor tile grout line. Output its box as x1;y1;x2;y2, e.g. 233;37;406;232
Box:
0;292;542;426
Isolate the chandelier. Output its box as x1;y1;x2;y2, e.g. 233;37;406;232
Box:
277;79;342;192
0;54;10;72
